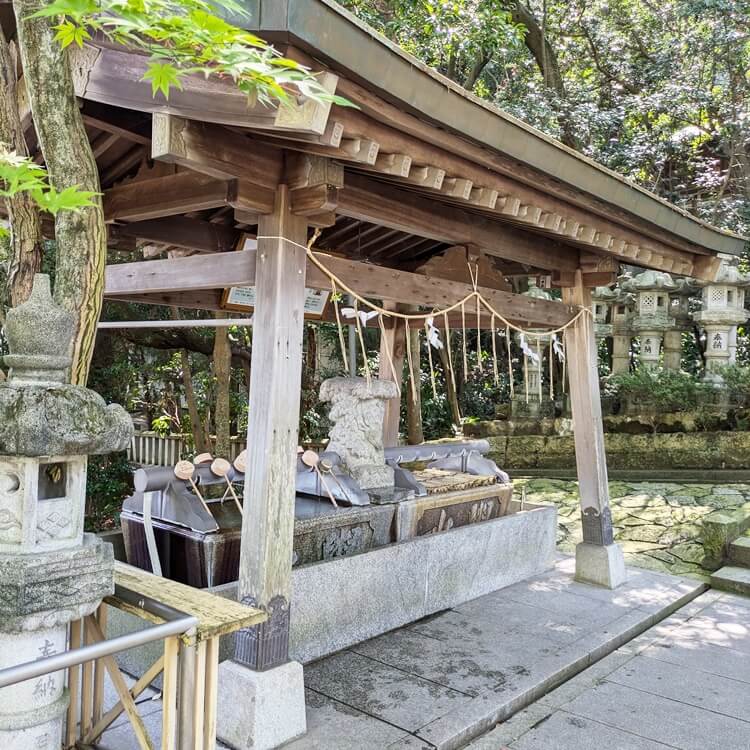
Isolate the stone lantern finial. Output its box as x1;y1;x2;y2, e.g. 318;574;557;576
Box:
4;274;75;386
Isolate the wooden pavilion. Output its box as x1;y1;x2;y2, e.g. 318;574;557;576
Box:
11;1;746;747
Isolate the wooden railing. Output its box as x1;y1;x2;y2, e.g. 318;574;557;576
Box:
128;432;247;466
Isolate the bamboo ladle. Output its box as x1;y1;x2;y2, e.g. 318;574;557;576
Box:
174;460;213;517
301;449;338;508
211;457;243;515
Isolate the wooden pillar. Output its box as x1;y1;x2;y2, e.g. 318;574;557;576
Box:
379;302;406;447
562;269;625;588
234;186;308;669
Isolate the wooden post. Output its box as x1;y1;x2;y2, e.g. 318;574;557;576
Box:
562;269;625;588
234;185;308;669
379;302;405;447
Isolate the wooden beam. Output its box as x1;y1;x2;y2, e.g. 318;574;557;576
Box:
72;44;337;133
338;173;579;272
105;248;254;295
151;113;283;188
105;249;577;328
104;172;232;221
286;154;344;190
106;290;225;312
115;218;239;254
290;184;339;216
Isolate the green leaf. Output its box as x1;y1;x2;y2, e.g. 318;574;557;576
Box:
142;61;183;99
53;20;91;48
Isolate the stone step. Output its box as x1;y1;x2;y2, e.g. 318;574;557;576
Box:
701;509;750;570
728;536;750;567
710;566;750;597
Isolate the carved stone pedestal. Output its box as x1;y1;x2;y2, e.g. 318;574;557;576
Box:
320;377;399;491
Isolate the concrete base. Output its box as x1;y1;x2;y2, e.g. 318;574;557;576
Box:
575;542;627;589
216;659;306;750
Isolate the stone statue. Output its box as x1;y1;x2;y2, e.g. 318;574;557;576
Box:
320;377;398;491
0;275;133;750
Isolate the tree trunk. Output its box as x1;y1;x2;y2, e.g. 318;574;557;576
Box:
170;308;210;453
438;341;462;428
406;326;424;444
0;28;43;306
181;348;210;454
14;0;106;385
213;312;232;458
509;2;579;149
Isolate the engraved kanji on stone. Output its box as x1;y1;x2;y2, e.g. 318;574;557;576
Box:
38;639;56;658
32;675;55;699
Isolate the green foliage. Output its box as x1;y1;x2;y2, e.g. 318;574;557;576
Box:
0;147;96;236
605;367;714;412
341;0;750;237
719;365;750;408
34;0;352;107
85;452;134;531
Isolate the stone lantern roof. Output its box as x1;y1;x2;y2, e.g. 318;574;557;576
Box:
695;262;750;288
620;269;678;293
523;278;553;301
0;275;133;456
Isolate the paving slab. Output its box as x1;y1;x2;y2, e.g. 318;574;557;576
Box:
642;638;750;684
509;710;675;750
563;680;750;750
283;689;413;749
351;627;524;697
607;654;750;722
304;651;473;732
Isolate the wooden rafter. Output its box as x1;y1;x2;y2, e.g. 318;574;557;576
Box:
338;173;580;272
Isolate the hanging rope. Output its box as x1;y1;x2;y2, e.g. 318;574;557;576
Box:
461;300;469;380
549;336;554;401
331;280;349;373
377;314;401;394
505;325;514;399
491;313;499;386
425;320;438;398
352;300;371;386
405;319;418;404
443;311;457;398
536;336;543;403
254;236;592;412
255;236;590;335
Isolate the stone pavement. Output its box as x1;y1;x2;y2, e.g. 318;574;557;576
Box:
516;477;750;577
95;557;703;749
467;587;750;750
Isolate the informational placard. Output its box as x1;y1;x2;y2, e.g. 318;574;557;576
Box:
221;235;330;318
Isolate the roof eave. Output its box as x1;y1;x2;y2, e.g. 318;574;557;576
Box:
245;0;746;257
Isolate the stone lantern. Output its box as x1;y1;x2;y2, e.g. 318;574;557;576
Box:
592;286;615;341
622;270;677;369
0;276;132;750
692;262;750;383
663;277;699;371
610;283;634;375
511;279;554;418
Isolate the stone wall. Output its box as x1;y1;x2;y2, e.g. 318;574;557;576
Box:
487;431;750;471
